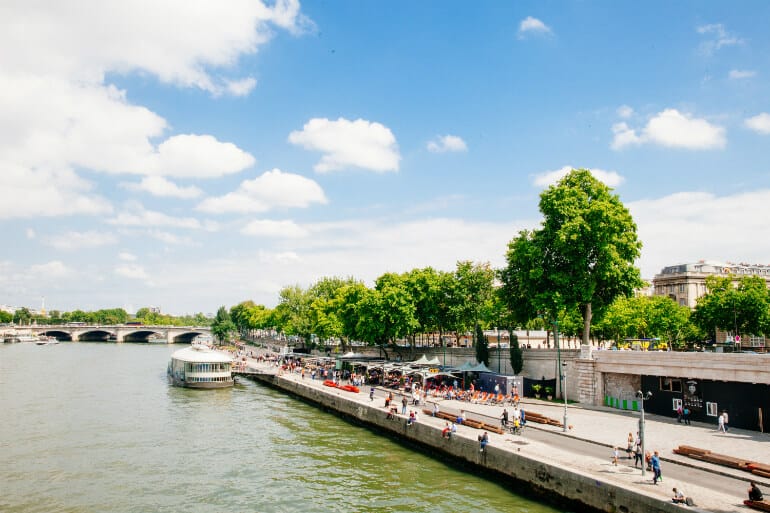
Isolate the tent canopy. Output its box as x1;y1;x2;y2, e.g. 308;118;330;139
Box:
467;362;494;373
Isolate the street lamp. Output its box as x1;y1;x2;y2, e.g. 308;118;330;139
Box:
561;362;568;432
636;390;653;477
497;326;501;373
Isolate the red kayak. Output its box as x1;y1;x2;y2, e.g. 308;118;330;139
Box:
340;385;360;393
323;380;338;388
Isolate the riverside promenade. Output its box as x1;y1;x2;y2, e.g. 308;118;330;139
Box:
242;360;768;513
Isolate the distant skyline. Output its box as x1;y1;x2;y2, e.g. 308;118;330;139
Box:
2;1;769;314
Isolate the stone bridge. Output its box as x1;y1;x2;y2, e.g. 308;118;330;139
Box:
14;324;211;343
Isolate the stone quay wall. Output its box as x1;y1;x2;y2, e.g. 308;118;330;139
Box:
247;370;688;513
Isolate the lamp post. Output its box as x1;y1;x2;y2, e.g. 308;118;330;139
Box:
636;390;653;477
561;362;568;432
497;326;501;373
554;318;563;404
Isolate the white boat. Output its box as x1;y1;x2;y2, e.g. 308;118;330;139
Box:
167;344;233;389
16;334;42;343
36;336;59;345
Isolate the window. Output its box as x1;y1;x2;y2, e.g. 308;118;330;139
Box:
659;377;682;393
678;284;685;293
706;402;718;417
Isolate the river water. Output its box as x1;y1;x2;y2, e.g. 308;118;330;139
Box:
0;343;559;513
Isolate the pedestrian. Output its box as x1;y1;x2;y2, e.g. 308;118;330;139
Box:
501;408;509;428
626;432;634;458
401;396;408;415
633;440;643;468
683;406;691;425
478;432;489;452
651;450;662;484
611;447;619;466
432;402;439;417
717;413;726;433
369;387;375;401
723;411;729;432
676;405;683;423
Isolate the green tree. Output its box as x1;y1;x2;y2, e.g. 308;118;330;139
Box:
13;307;32;325
509;331;524;374
692;275;770;342
0;310;12;324
596;295;694;349
274;285;314;346
450;261;495;345
474;323;489;366
211;306;236;344
501;169;643;344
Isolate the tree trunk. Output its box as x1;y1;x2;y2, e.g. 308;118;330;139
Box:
582;302;592;345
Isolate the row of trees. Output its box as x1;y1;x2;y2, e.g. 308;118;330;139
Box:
1;307;212;327
219;169;770;354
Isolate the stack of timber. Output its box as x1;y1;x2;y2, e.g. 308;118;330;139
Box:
525;410;564;428
422;410;504;434
673;445;769;477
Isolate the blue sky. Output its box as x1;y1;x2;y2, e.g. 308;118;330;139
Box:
2;1;769;315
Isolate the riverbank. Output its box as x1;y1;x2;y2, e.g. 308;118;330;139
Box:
240;360;765;513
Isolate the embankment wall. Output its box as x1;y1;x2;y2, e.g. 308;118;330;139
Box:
248;372;690;513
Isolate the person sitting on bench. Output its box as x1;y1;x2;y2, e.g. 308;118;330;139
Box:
749;481;764;502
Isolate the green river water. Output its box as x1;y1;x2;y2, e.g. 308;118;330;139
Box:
0;343;560;513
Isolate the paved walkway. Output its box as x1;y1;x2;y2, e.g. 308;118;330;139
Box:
245;360;769;512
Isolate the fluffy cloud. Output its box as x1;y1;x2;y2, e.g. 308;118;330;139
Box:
729;69;756;80
518;16;552;38
616;105;634;119
241;219;309;238
697;23;742;55
630;189;770;278
108;204;203;229
46;231;118;251
427;135;468;153
532;166;624;188
29;260;72;278
123;176;203;199
115;264;150;282
118;252;137;261
288;117;400;173
611;109;726;150
744;113;770;135
0;1;300;219
197;168;328;214
0;163;113;220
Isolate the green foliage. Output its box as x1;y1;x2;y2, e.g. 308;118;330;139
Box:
595;295;694;349
211;306;236;344
692;275;770;341
501;169;643;344
12;307;32;324
474;323;489;366
509;331;524;374
0;310;13;323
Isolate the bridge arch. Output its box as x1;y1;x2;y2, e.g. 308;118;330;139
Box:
74;329;116;342
38;330;73;341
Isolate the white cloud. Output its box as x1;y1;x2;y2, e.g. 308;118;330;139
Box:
427;135;468;153
1;0;308;93
225;77;257;97
728;69;756;80
532;166;625;188
108;204;203;229
146;230;196;246
697;23;742;55
115;264;150;282
0;1;299;219
29;260;72;278
611;109;726;150
241;219;309;238
26;229;36;239
617;105;634;119
518;16;552;38
630;189;770;279
124;176;203;199
46;231;118;251
288;117;400;173
118;252;137;261
197;168;328;214
744;113;770;135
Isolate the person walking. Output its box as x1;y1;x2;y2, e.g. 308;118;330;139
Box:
501;408;509;428
718;413;726;433
651;450;662;484
401;396;408;415
683;406;691;425
723;411;729;432
633;440;643;468
626;432;634;458
369;387;375;401
611;447;619;466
